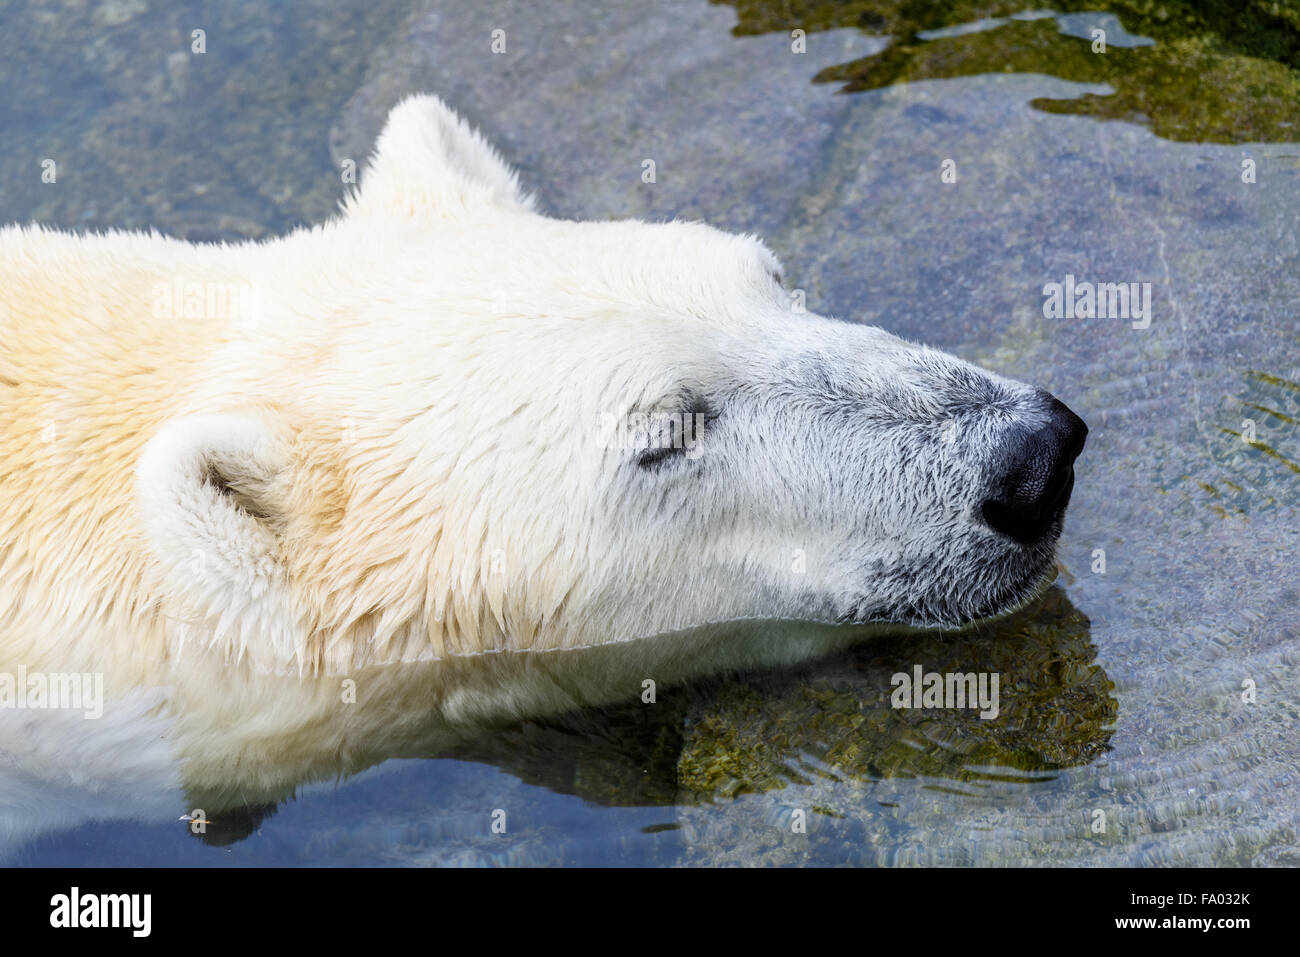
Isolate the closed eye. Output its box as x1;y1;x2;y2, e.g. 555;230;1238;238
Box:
635;444;683;469
633;394;717;471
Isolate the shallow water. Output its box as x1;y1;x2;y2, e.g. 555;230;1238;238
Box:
0;0;1297;865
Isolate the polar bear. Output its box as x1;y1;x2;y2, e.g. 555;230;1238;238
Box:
0;95;1089;850
0;94;1086;687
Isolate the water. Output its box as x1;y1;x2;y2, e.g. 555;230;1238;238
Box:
0;0;1297;865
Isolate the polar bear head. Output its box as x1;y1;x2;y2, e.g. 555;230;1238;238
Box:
138;95;1086;674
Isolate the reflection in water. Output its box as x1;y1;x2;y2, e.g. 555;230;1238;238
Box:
91;586;1111;848
448;586;1113;811
717;0;1300;142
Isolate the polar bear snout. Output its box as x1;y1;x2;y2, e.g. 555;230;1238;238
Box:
980;395;1088;544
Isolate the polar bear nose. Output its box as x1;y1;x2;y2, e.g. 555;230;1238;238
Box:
980;396;1088;544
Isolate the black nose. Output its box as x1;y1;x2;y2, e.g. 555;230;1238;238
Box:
981;395;1087;544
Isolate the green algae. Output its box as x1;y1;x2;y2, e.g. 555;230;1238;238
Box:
673;587;1116;801
446;588;1116;808
716;0;1300;142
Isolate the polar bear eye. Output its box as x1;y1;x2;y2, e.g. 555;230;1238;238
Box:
770;269;784;287
632;395;714;471
635;444;684;469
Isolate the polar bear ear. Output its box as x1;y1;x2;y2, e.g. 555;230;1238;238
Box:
135;413;300;669
344;93;538;223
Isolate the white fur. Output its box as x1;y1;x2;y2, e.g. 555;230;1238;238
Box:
135;413;299;667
